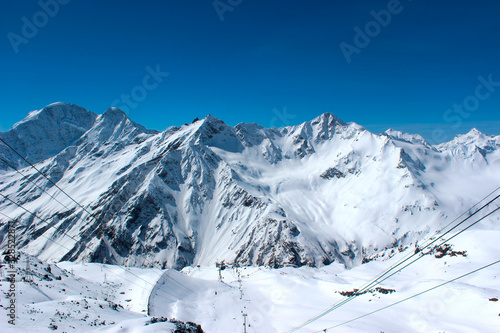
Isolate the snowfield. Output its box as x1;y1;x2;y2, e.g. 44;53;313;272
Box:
2;220;500;332
1;102;500;332
1;103;499;271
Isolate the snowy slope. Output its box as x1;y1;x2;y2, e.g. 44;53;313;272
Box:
0;253;204;332
0;102;98;170
0;103;500;271
2;217;499;333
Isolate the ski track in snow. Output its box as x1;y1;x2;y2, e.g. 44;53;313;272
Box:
2;226;500;333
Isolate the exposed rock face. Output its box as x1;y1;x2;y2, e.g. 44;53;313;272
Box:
1;103;499;270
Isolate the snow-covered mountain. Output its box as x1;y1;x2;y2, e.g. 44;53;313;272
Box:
1;102;499;270
0;103;98;170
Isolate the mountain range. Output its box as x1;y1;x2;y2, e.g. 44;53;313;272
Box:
1;102;499;270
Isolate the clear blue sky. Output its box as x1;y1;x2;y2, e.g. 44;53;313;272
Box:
1;0;500;143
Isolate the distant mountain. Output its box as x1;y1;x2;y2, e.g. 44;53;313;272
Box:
1;102;499;269
0;102;97;169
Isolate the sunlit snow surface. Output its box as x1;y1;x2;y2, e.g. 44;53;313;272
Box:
2;221;499;333
1;104;500;331
1;104;500;270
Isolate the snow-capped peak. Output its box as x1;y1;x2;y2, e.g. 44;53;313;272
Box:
310;112;346;127
437;128;500;154
383;128;432;148
1;102;499;273
82;107;157;145
455;128;485;142
0;102;98;169
103;106;128;118
11;102;96;131
185;114;244;152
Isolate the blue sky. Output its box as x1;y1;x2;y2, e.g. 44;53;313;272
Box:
1;0;500;143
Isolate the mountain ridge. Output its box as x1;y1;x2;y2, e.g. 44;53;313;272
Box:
2;103;498;161
1;102;499;270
